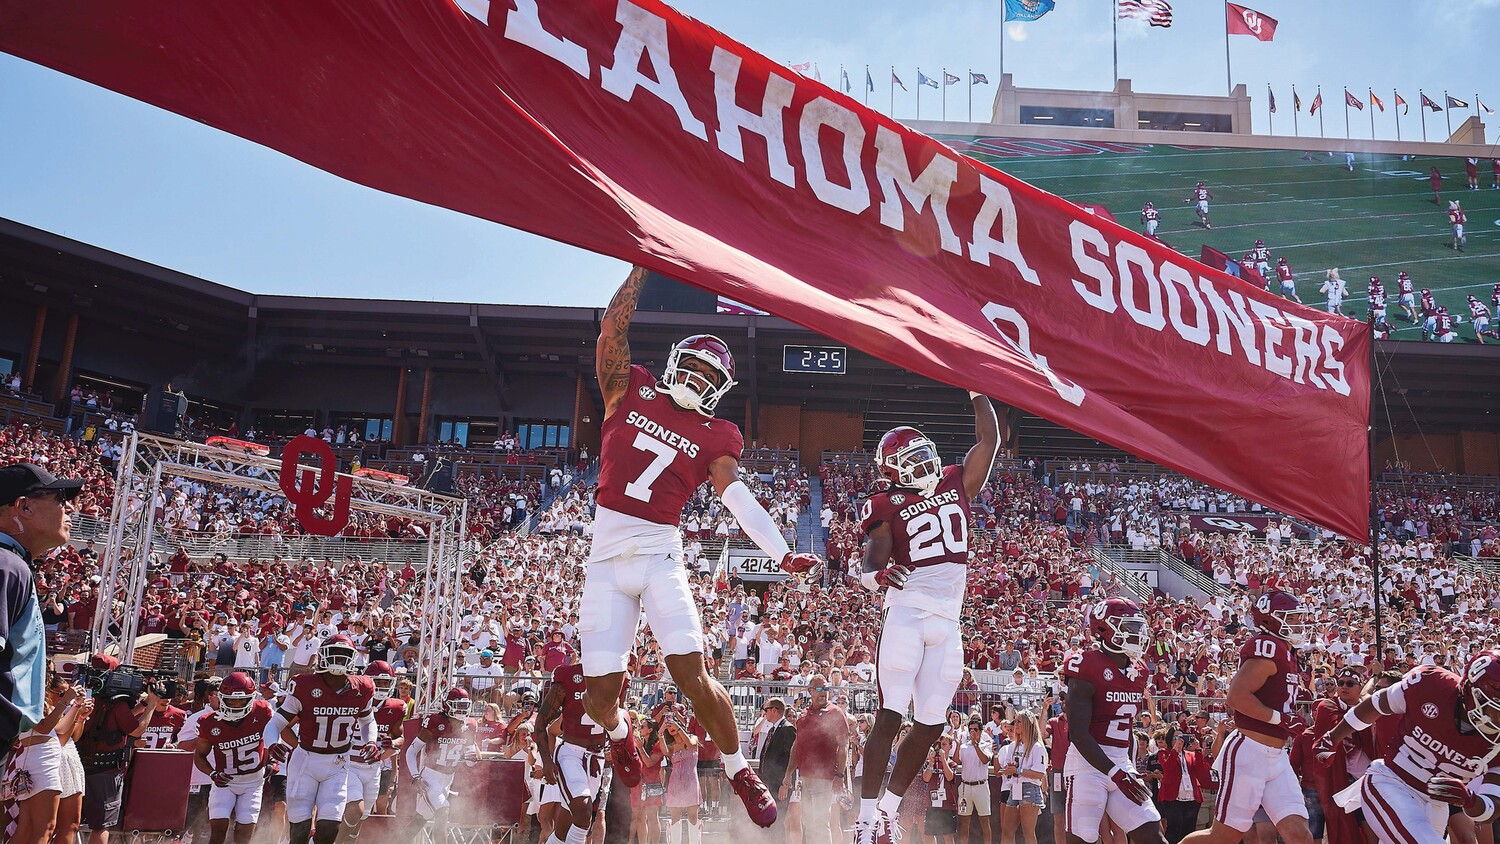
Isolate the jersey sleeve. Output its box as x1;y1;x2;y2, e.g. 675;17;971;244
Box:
279;676;305;717
1372;667;1425;717
859;495;887;533
709;421;744;465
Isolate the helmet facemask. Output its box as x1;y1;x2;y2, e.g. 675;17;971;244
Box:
885;438;942;496
662;346;735;417
446;696;472;719
1468;685;1500;739
1103;615;1149;661
370;675;397;702
217;693;255;721
319;641;357;675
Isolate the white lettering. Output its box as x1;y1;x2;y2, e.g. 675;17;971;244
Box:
872;126;961;256
1115;242;1167;332
798;97;870;214
968;176;1040;285
1248;299;1293;378
1159;263;1210;347
982;302;1086;406
1069;221;1116;313
709;48;796;188
1319;325;1351;396
502;0;590;78
1198;280;1262;366
1285;315;1327;388
599;1;708;141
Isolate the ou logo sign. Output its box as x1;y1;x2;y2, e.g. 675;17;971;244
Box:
1239;10;1263;33
1202;516;1257;532
279;434;353;537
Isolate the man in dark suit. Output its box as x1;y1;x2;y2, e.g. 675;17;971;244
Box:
753;697;796;805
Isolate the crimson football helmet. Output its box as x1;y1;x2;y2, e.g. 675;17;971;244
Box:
365;661;397;702
876;426;942;496
444;686;472;719
318;634;358;675
1251;590;1309;647
1088;598;1149;661
1463;650;1500;739
218;671;257;721
1143;201;1154;209
1255;239;1264;247
661;334;737;417
1196;181;1206;188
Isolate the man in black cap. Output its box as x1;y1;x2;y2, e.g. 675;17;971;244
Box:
0;462;83;766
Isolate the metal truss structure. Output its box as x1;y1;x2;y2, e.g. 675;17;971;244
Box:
91;433;468;709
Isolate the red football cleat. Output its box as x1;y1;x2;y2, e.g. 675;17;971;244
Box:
729;767;778;828
608;728;644;788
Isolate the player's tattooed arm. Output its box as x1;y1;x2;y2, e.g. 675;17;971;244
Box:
962;394;1000;499
597;266;648;418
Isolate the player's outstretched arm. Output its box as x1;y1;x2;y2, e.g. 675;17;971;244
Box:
961;393;999;499
597;266;648;419
710;456;819;573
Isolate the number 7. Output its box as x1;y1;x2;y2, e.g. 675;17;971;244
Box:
624;432;678;502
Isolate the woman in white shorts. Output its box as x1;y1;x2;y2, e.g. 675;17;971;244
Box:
2;677;90;844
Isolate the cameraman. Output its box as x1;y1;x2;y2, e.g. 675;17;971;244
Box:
75;654;162;844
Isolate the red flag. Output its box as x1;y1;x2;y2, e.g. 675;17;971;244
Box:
0;0;1373;539
1368;90;1385;112
1395;92;1409;114
1310;92;1324;115
1226;2;1277;40
1345;90;1363;111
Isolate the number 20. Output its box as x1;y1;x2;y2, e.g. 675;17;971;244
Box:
908;503;967;562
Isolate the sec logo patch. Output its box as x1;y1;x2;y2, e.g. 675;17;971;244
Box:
1102;668;1114;681
573;673;583;684
211;727;221;736
638;385;657;400
890;493;906;506
1422;702;1440;719
310;688;324;698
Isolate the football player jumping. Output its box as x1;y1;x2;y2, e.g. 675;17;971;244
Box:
1180;591;1314;844
1314;650;1500;844
1061;599;1167;844
260;635;379;844
853;393;999;844
578;268;819;828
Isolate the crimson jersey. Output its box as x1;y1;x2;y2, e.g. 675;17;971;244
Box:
200;699;275;777
1276;264;1294;283
279;672;376;754
1192;188;1212;202
1060;649;1145;750
860;465;972;619
1375;666;1500;792
1421;292;1437;315
1233;634;1300;739
421;713;471;769
1437;313;1454;334
355;698;407;749
1252;246;1270;263
1473;302;1491;321
594;365;743;525
139;705;188;749
1141;207;1160;223
1491;283;1500;306
550;662;622;752
1398;277;1414;295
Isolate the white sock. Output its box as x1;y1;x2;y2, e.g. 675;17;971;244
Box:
722;750;748;777
879;790;902;817
859;798;878;822
687;822;703;844
606;719;629;741
566;825;589;844
546;835;565;844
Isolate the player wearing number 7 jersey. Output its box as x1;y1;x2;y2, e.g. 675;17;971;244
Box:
1181;590;1312;844
582;267;819;829
259;635;377;844
851;395;998;844
1061;598;1166;844
1314;650;1500;844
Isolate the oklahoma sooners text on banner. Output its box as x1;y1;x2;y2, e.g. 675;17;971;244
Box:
0;0;1370;537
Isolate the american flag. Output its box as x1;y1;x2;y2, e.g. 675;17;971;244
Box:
1118;0;1173;27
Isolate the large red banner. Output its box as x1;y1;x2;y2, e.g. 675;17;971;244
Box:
0;0;1370;537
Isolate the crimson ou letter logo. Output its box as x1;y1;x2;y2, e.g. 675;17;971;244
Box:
1202;516;1256;532
279;434;353;537
1240;11;1262;33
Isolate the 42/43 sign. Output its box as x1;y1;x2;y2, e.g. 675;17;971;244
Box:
728;551;786;581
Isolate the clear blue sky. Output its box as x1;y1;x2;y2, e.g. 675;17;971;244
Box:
1;0;1494;306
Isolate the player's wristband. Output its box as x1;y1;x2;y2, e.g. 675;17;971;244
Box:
1105;764;1123;779
968;391;985;401
1342;708;1373;732
1472;795;1498;824
1266;710;1281;726
860;571;881;592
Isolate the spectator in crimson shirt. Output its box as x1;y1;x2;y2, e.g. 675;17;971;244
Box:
540;631;574;672
783;675;849;844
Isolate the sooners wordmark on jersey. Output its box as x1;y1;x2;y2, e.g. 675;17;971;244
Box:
1061;650;1145;750
1378;666;1500;791
1233;634;1300;739
594;366;743;527
280;672;376;754
202;699;275;776
139;706;187;749
860;464;972;619
421;713;470;769
551;663;621;752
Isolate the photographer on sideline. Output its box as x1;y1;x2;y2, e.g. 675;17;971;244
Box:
0;463;82;767
75;653;162;844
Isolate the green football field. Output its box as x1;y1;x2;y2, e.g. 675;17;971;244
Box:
937;138;1500;340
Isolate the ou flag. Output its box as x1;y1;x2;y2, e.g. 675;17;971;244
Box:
0;0;1370;538
1226;2;1278;40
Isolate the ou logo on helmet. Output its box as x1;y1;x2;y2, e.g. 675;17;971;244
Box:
1471;654;1495;681
1255;593;1273;614
1240;10;1262;33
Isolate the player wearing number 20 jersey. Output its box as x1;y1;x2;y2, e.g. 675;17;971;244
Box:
852;396;998;844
